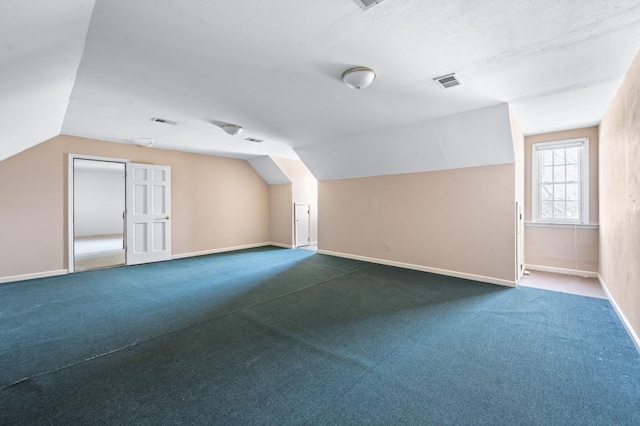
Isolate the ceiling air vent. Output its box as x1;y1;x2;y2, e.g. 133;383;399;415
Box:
433;73;462;89
150;117;178;126
245;138;264;143
353;0;385;11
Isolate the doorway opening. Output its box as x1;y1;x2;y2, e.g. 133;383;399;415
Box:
69;156;127;272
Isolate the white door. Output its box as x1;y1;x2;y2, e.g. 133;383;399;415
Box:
126;163;171;265
295;203;310;248
516;202;524;280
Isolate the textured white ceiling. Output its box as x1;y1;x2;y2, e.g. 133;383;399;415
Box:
297;104;515;180
247;157;292;185
1;1;639;179
0;0;94;160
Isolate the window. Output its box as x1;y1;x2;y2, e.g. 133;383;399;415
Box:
532;138;589;224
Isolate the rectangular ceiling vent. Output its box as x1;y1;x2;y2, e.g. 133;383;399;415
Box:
150;117;178;126
245;138;264;143
433;73;462;89
353;0;385;11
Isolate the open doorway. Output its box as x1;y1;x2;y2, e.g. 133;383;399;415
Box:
72;158;126;271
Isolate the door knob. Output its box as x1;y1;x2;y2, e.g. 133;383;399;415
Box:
165;216;170;220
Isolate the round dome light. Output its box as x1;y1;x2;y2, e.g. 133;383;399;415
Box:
342;66;376;89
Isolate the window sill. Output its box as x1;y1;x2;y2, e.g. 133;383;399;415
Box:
525;222;599;230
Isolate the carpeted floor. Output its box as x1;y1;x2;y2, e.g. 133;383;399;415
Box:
1;247;639;425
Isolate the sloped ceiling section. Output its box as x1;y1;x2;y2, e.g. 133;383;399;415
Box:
296;104;514;180
0;0;95;161
60;0;299;160
247;157;292;185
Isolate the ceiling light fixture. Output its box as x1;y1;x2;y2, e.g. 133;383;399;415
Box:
132;138;156;148
342;66;376;90
221;124;243;136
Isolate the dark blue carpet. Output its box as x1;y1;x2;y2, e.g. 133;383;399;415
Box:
1;246;639;425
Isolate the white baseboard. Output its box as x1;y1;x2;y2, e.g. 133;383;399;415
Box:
317;250;516;288
171;242;271;260
0;269;68;284
269;242;294;249
598;274;640;354
525;264;598;278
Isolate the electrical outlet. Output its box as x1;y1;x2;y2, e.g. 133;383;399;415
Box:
385;243;391;251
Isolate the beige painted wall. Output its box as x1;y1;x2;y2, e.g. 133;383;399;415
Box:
0;135;270;279
269;184;293;247
524;126;599;273
319;164;517;284
272;157;318;245
599;50;640;341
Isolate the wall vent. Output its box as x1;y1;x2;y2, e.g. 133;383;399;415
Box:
245;138;264;143
150;117;178;125
353;0;385;11
433;73;462;89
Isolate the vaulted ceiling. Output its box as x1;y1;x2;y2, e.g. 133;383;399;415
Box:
2;0;639;179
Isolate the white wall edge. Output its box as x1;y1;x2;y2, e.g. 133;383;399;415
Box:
318;250;516;288
171;242;271;259
525;264;598;278
0;269;68;284
269;242;294;249
310;241;318;246
598;274;640;354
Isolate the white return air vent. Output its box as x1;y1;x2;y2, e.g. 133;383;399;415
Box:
245;138;264;143
353;0;385;11
150;117;178;125
433;73;462;89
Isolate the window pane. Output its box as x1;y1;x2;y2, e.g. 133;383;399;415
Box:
534;140;587;224
566;147;578;164
553;149;565;165
566;164;578;181
566;183;579;201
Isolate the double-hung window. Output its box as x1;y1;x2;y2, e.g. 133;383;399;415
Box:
532;138;589;224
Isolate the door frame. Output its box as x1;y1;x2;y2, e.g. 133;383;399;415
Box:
67;154;129;273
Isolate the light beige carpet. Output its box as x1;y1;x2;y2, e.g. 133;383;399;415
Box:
519;270;605;299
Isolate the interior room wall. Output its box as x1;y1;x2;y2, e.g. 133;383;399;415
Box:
318;163;517;286
269;184;293;247
271;157;318;245
598;50;640;345
0;135;270;280
74;164;125;237
510;108;526;279
524;127;599;273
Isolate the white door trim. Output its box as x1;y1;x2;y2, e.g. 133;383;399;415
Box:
67;154;129;273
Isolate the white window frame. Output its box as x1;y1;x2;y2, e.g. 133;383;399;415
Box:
531;137;589;225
